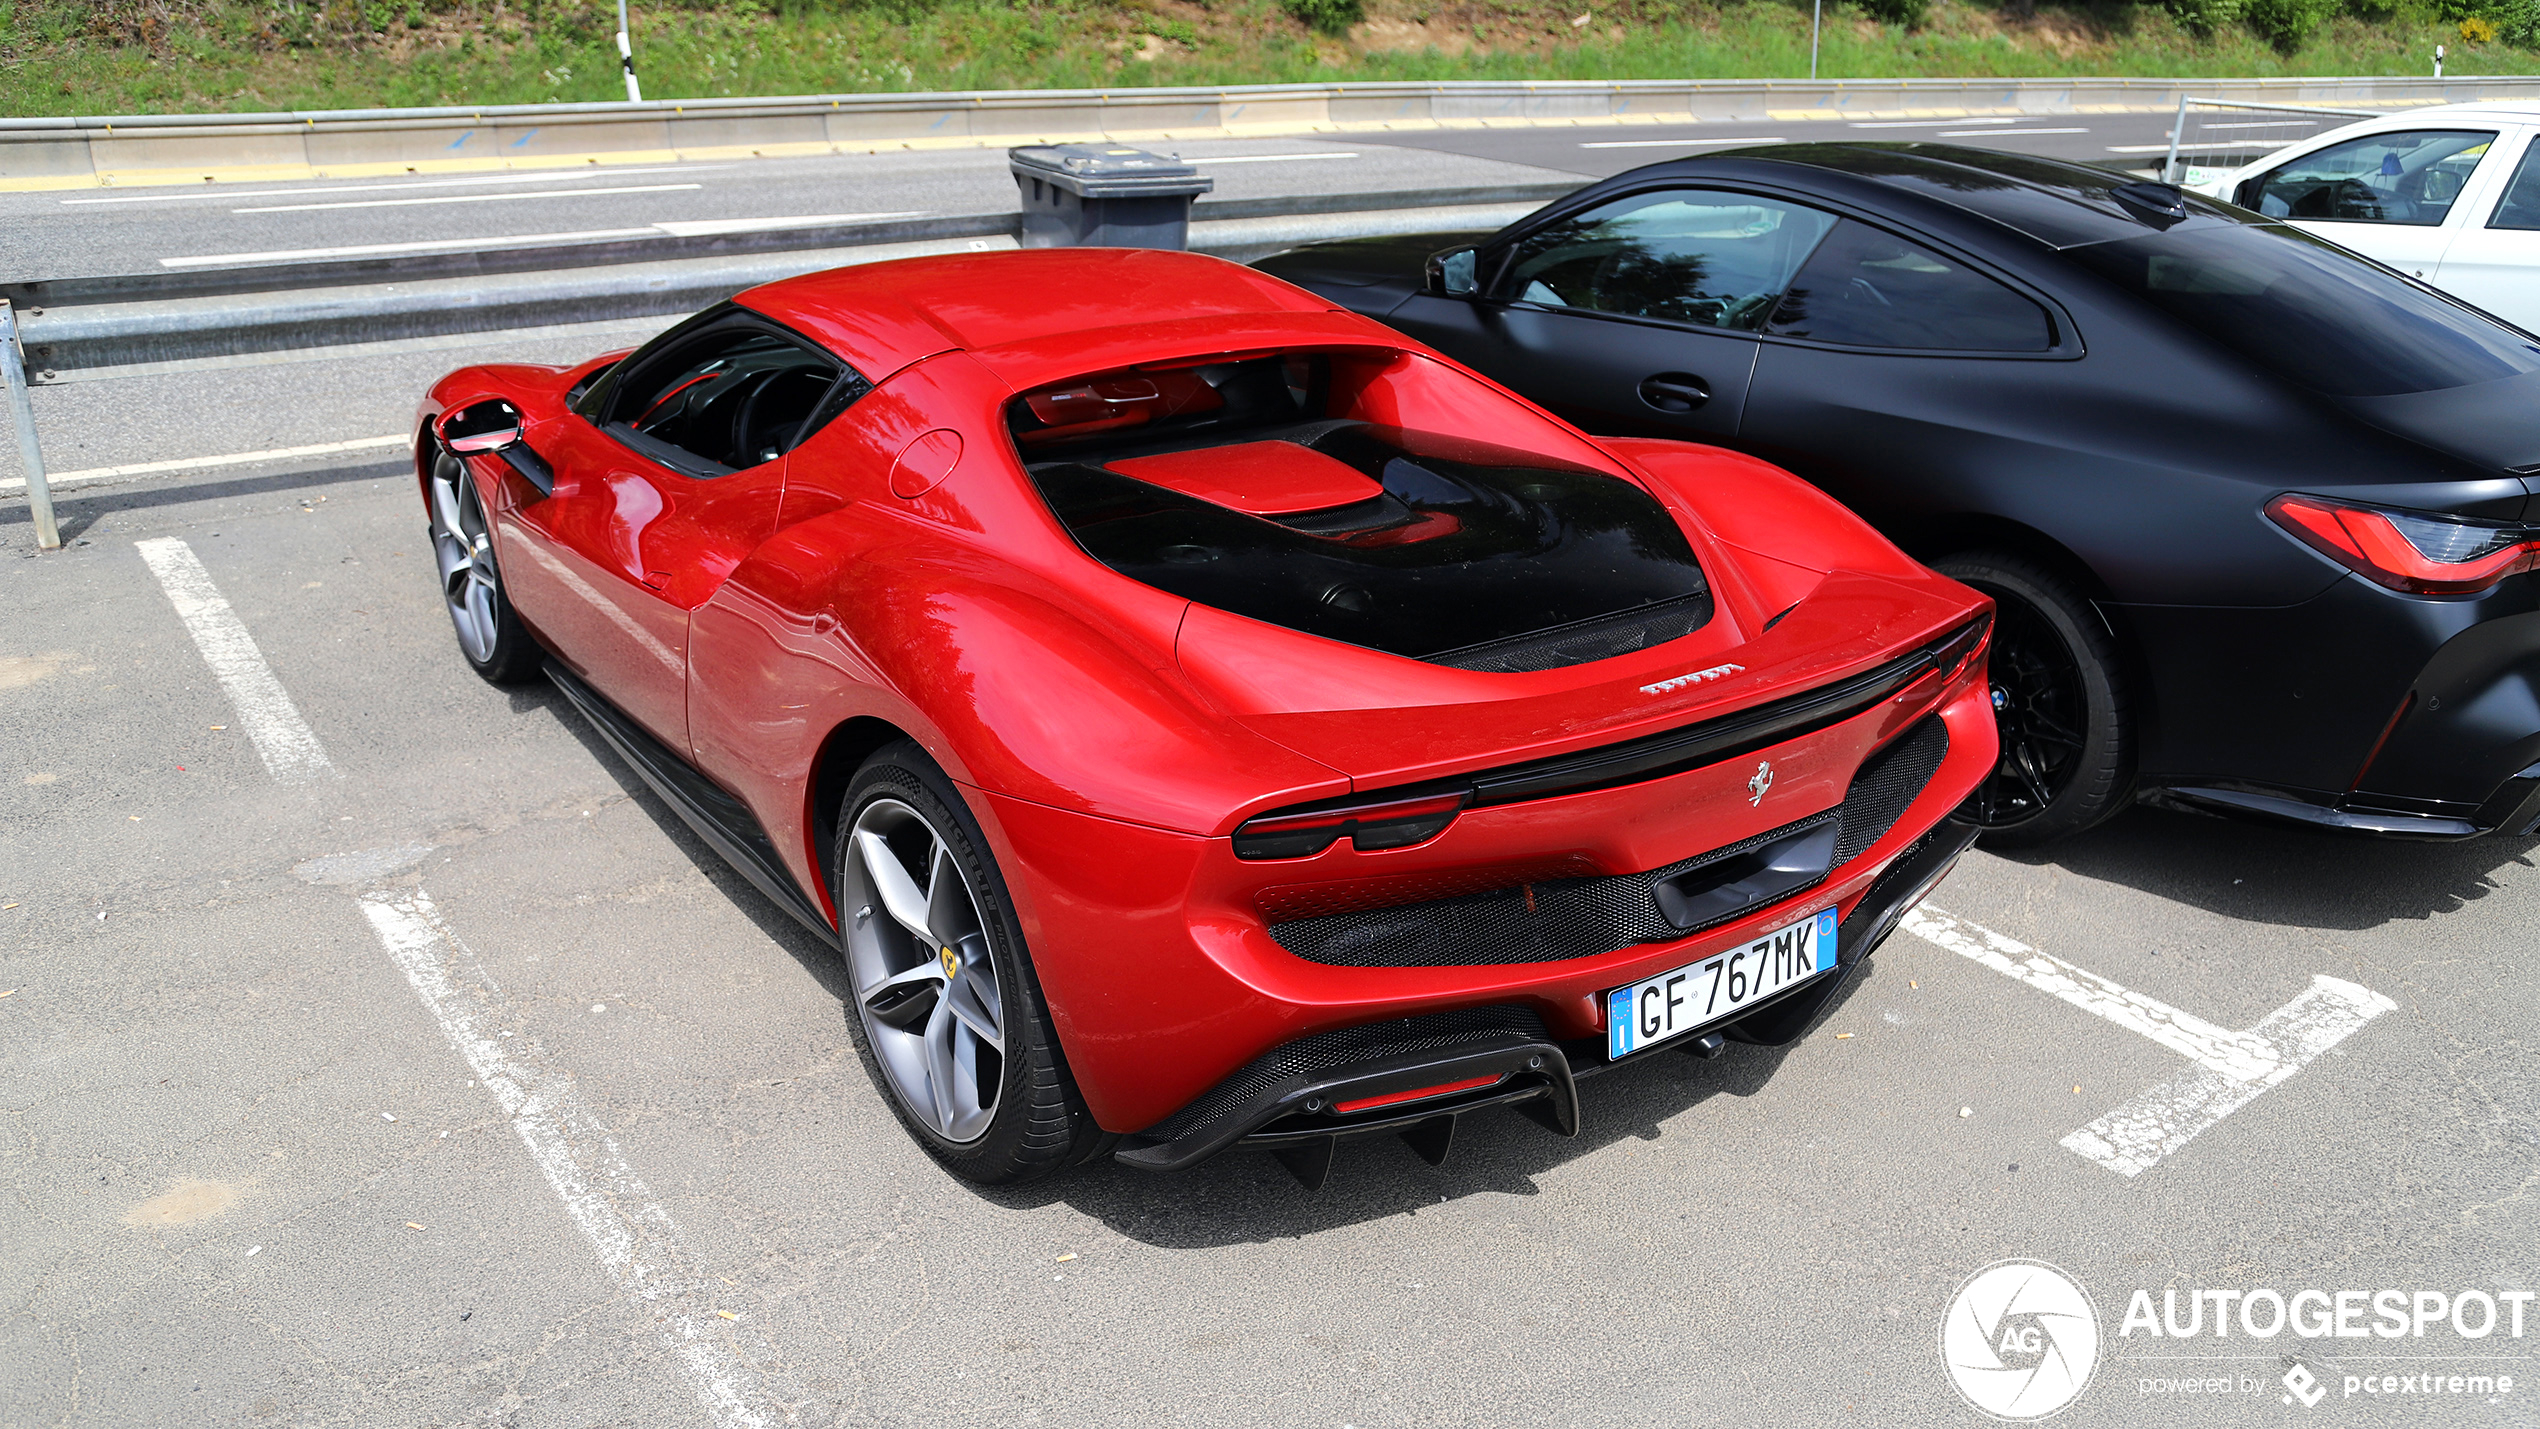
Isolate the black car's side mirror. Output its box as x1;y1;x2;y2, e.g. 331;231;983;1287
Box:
1425;245;1481;298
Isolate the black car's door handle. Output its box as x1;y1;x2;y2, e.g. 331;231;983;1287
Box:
1638;373;1711;414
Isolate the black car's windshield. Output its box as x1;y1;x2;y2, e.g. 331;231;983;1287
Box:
2066;222;2540;396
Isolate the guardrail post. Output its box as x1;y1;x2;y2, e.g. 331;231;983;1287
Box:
0;300;59;551
2164;94;2191;184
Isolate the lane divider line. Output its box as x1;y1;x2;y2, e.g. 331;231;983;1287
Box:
63;163;718;205
232;181;703;214
1903;905;2395;1178
135;537;337;785
351;880;778;1429
3;435;408;493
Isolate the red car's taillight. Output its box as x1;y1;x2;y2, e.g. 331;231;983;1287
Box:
2267;494;2540;596
1233;789;1472;860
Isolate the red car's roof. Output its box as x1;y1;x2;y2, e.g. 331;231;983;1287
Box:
737;249;1338;382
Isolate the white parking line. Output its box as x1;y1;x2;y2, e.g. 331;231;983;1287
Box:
233;182;701;213
346;873;777;1429
1904;905;2394;1177
2062;977;2396;1177
135;537;337;784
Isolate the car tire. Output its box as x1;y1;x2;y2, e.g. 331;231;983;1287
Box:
1934;550;2133;846
833;741;1101;1184
425;449;542;685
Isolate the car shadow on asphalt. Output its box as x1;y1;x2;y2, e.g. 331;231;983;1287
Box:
527;686;858;1011
531;690;1901;1240
1993;804;2540;932
986;968;1881;1246
0;459;405;545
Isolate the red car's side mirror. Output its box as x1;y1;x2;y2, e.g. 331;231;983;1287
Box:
439;399;551;496
440;400;523;454
446;426;521;454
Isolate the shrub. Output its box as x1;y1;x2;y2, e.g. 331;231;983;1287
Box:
2166;0;2246;34
2460;12;2499;36
2242;0;2340;46
1857;0;1932;26
1281;0;1362;33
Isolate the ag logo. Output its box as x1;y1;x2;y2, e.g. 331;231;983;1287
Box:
1941;1259;2100;1420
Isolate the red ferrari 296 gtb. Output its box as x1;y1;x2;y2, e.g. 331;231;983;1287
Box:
415;248;1997;1187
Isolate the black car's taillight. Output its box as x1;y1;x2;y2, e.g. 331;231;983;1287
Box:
2268;494;2540;596
1233;788;1472;860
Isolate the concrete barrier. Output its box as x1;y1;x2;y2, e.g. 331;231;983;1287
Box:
10;75;2540;189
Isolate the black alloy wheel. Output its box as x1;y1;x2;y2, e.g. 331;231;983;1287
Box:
1935;552;2133;846
425;447;541;684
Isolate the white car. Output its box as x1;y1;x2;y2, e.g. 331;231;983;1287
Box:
2189;101;2540;331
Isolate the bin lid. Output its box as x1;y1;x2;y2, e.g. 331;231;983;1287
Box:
1008;144;1214;198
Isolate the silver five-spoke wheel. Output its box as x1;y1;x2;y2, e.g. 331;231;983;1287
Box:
428;453;504;665
843;796;1007;1145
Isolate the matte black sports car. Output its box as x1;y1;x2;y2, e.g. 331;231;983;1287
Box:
1257;143;2540;843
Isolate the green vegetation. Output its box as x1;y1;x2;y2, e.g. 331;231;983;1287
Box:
1;0;2534;119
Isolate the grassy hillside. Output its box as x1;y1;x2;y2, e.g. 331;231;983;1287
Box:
1;0;2534;118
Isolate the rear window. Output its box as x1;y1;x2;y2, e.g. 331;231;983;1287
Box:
1008;352;1712;672
2066;223;2540;396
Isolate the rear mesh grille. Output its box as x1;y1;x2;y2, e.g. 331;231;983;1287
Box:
1267;714;1950;969
1429;594;1714;674
1138;1004;1550;1144
1832;714;1950;868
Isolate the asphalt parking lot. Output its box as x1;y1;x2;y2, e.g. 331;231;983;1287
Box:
6;259;2540;1428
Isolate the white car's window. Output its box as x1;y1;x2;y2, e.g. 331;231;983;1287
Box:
1494;189;1838;331
2488;138;2540;230
2245;129;2496;227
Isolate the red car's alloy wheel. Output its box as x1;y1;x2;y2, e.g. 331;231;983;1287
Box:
428;453;505;666
424;450;539;684
842;796;1009;1145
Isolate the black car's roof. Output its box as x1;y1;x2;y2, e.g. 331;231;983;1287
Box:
1657;142;2247;250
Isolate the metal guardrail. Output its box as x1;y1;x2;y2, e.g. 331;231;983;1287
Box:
0;179;1573;541
5;182;1574;378
2160;97;2377;183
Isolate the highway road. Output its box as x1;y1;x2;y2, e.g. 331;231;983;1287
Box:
0;108;2288;284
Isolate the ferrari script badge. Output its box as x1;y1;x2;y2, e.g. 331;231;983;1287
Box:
1747;761;1774;807
1640;662;1745;696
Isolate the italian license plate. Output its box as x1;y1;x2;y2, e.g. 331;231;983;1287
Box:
1606;907;1838;1059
